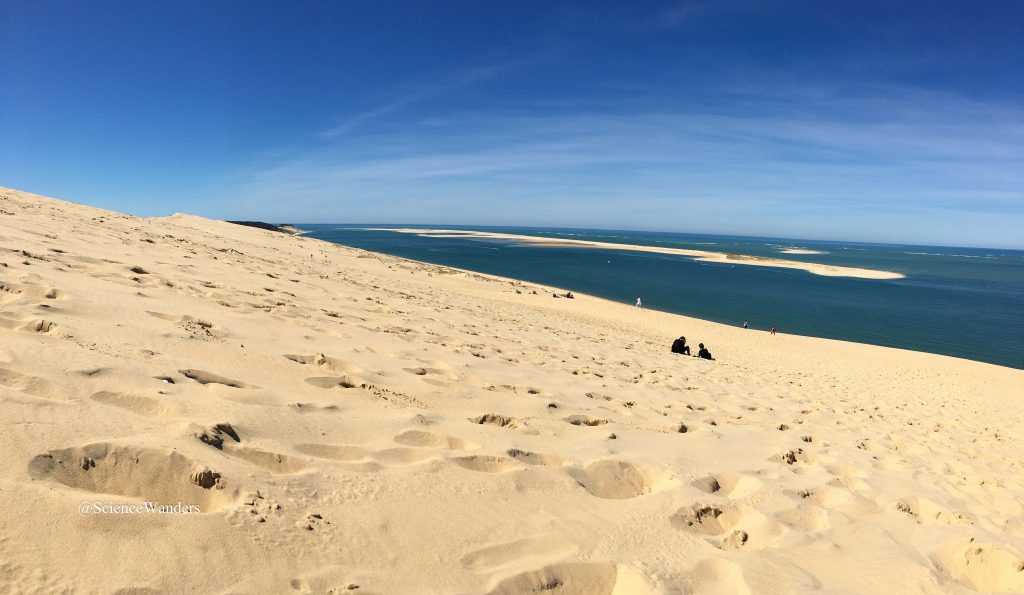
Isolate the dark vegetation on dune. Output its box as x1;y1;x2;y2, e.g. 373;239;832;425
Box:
226;221;300;235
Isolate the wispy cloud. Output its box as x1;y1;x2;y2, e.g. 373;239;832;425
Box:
222;79;1024;246
641;1;746;30
320;60;533;138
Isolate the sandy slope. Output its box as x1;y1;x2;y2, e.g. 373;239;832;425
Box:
0;186;1022;595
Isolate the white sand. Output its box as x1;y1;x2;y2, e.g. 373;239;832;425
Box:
372;229;901;279
779;248;827;255
1;186;1022;594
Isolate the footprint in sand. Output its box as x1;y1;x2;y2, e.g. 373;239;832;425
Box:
90;391;181;417
571;460;671;500
450;455;521;473
402;366;454;378
294;443;371;461
0;315;59;334
191;423;241;449
686;558;752;595
672;502;785;550
75;367;113;378
0;280;61;303
932;539;1024;592
27;443;238;512
693;473;762;499
189;424;305;473
774;448;814;466
303;375;366;389
776;504;832;533
394;429;477;450
896;496;972;525
488;562;644;595
0;367;71;401
288;402;341;414
373;447;439;465
146;312;221;339
283;353;359;374
402;364;459;387
223;446;308;474
794;485;881;516
564;415;610;427
286;566;358;594
506;449;565;466
470;414;523;429
179;369;257;389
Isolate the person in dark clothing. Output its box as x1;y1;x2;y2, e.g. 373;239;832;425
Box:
697;343;714;360
671;336;690;356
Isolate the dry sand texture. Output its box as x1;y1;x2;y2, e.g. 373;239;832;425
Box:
371;229;903;279
1;186;1022;594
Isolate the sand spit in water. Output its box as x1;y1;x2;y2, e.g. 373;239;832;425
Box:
372;228;902;279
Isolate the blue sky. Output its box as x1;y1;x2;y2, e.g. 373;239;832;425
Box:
2;1;1022;248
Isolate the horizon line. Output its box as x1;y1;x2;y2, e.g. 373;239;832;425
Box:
268;221;1024;253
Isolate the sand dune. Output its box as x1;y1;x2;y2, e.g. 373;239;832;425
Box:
1;186;1022;594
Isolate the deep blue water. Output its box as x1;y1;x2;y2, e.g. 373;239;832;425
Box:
299;225;1024;369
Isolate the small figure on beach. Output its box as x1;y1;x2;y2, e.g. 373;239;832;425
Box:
770;326;777;335
565;292;575;299
635;296;642;308
671;336;690;356
743;320;748;329
697;343;714;360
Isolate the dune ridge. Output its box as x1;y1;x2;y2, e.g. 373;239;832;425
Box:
0;185;1021;594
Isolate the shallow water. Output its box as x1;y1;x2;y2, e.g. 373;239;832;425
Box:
300;225;1024;369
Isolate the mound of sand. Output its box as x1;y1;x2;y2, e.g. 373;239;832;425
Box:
0;186;1021;593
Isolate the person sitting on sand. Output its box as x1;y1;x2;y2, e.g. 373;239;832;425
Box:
565;292;574;299
697;343;714;360
671;336;690;356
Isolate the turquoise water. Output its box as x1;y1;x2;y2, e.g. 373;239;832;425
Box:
299;225;1024;369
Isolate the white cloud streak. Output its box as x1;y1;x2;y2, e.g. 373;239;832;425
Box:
221;82;1024;247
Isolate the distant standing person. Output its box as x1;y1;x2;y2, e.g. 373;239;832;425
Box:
635;296;642;308
697;343;714;360
743;320;748;329
770;326;776;335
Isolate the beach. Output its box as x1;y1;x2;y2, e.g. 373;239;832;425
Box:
1;185;1023;593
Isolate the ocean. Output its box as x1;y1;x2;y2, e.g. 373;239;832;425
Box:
298;225;1024;369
